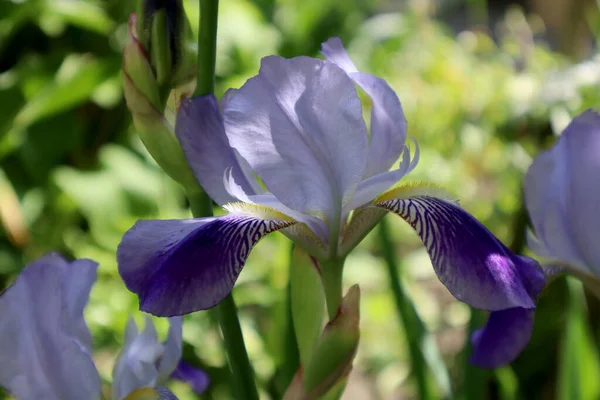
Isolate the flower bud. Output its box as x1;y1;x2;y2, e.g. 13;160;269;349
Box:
122;13;200;190
137;0;195;88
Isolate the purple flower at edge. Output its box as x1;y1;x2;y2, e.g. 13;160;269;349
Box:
0;253;208;399
117;38;546;368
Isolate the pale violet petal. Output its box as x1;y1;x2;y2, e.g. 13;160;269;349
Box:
118;215;295;315
175;94;259;206
112;317;164;400
224;56;368;223
375;192;545;311
321;38;408;178
157;317;183;382
343;143;416;214
0;254;100;400
320;37;358;73
561;111;600;276
524;139;588;274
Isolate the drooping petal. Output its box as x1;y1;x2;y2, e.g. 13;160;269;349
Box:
321;38;407;178
118;211;295;316
171;361;210;394
0;254;101;400
224;55;368;223
175;94;261;206
375;185;545;311
470;308;535;368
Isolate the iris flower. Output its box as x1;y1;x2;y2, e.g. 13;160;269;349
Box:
118;38;545;367
525;110;600;293
0;253;208;399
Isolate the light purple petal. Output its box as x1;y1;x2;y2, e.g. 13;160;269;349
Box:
157;317;183;382
470;308;534;368
321;38;408;178
118;215;294;316
0;254;101;400
171;361;210;394
524;137;588;274
376;196;545;311
175;94;260;206
112;317;164;400
560;111;600;276
224;56;368;223
343;143;416;214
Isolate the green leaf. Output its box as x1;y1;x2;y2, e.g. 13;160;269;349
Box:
557;278;600;400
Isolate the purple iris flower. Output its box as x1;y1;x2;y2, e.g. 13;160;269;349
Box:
0;253;208;399
525;110;600;292
118;38;545;368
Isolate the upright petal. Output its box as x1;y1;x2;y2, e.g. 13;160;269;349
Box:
176;94;261;206
0;254;100;400
524;135;589;275
118;210;296;315
470;308;535;368
560;111;600;276
157;318;183;382
321;38;407;178
112;317;165;400
224;56;368;222
374;185;545;311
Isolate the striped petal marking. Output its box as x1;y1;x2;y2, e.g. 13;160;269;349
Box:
374;184;544;312
118;204;295;316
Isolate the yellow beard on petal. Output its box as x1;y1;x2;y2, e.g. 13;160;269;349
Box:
374;182;457;204
223;202;296;222
123;388;161;400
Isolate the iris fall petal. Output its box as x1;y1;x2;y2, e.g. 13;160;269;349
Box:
375;192;545;311
470;308;535;368
118;214;295;316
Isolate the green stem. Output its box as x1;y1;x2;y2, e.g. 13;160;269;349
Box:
377;217;432;399
320;258;345;321
188;1;258;397
193;0;219;97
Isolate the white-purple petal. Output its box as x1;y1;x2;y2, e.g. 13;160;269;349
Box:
224;55;368;223
117;215;294;316
321;38;408;179
175;95;260;206
470;308;535;368
376;196;545;311
0;254;100;400
171;361;210;394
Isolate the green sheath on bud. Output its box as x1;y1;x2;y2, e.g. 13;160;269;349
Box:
303;285;361;398
122;13;200;191
291;247;326;368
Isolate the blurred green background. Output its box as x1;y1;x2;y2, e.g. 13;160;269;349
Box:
2;0;600;398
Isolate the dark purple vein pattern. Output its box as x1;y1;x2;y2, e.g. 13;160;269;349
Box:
118;215;294;316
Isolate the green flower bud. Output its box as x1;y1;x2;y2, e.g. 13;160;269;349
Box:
122;13;200;191
137;0;195;88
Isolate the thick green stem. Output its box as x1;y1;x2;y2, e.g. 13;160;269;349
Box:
193;0;219;97
189;1;258;398
378;217;432;400
321;258;345;321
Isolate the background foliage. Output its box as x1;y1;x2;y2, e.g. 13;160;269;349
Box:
1;0;600;398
